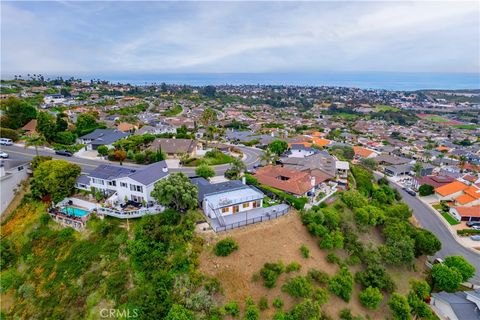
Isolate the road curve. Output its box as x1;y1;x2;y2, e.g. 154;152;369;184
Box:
374;172;480;285
0;144;262;176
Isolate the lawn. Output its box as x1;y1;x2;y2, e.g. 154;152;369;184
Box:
423;115;450;123
452;124;478;130
441;212;460;225
374;105;399;112
163;104;182;117
183;149;236;167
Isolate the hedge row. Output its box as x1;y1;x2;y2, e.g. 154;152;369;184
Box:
259;184;308;210
457;229;480;236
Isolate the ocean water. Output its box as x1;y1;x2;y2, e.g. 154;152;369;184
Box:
96;72;480;91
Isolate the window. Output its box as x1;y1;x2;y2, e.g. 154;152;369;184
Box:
253;200;261;208
242;202;249;208
92;178;104;185
130;184;143;192
221;207;229;213
107;180;116;187
131;195;144;203
17;166;24;171
120;182;127;188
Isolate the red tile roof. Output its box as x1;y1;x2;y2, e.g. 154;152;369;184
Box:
452;206;480;218
255;165;327;196
435;181;469;197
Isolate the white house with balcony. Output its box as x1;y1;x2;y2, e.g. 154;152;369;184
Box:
75;161;169;205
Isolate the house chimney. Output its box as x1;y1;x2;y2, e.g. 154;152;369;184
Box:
242;176;246;185
310;176;316;187
162;167;168;173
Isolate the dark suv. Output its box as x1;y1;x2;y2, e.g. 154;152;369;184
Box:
55;150;73;157
466;221;480;227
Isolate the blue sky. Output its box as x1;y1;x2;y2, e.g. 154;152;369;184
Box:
1;1;479;76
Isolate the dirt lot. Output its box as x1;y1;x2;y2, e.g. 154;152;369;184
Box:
199;210;425;318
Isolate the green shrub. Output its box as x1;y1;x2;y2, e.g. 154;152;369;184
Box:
286;262;301;273
259;184;307;210
281;276;313;298
260;262;285;288
214;237;239;257
359;286;383;310
312;287;329;304
223;301;240;317
388;293;411;320
272;298;284;309
0;127;18;141
307;269;330;285
258;297;269;310
457;229;480;236
326;252;341;264
245;297;259;320
300;244;310;258
329;267;353;302
418;184;435;196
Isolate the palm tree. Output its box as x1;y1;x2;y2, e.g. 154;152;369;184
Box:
25;134;46;157
260;149;278;165
230;157;246;174
412;162;423;177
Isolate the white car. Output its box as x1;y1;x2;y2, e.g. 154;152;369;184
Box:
471;225;480;230
0;151;9;158
0;138;13;145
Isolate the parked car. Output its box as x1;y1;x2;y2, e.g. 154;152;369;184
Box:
0;138;13;145
470;235;480;241
0;151;9;158
471;225;480;230
403;187;416;196
466;221;480;227
55;150;72;157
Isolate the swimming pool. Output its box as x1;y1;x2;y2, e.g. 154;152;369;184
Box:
60;206;90;217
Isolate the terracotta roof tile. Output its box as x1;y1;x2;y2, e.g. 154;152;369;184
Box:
435;181;469;197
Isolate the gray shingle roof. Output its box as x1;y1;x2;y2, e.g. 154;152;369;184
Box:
88;161;168;186
129;161;169;185
80;129;130;146
191;178;249;201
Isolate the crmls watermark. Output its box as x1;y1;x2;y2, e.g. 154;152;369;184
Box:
100;308;139;318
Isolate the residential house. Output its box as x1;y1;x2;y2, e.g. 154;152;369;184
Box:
255;165;331;197
78;129;131;150
287;144;319;158
191;177;289;231
21;119;37;136
116;122;137;133
413;175;455;190
353;146;378;159
374;154;413;166
384;164;412;177
430;290;480;320
192;177;263;219
75;161;169;204
434;181;480;206
0;160;30;214
148;138;199;158
449;206;480;222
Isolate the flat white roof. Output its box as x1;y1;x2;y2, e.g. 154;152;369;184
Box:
205;188;264;209
336;161;350;170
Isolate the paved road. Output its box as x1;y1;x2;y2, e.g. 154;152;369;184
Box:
374;173;480;284
0;144;262;176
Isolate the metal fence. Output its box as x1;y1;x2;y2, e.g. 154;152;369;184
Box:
212;206;290;232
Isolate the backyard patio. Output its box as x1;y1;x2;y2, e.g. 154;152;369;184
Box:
209;203;290;232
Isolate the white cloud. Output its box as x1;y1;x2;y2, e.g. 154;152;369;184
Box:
1;1;478;75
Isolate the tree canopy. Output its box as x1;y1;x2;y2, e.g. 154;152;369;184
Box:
31;159;81;203
0;97;37;129
151;173;198;212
